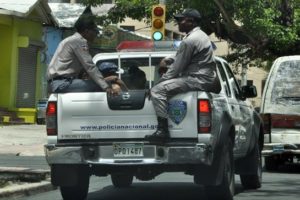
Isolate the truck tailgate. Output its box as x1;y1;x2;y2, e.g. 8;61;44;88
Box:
57;92;199;140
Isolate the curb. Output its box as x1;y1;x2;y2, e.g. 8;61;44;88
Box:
0;167;57;199
0;180;56;199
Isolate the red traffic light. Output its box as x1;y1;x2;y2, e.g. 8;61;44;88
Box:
153;6;164;16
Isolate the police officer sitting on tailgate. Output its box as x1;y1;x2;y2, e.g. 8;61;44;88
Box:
145;8;221;142
47;15;118;96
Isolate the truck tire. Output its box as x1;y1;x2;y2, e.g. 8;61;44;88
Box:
60;174;89;200
204;140;234;200
240;143;262;189
111;173;133;188
264;156;279;171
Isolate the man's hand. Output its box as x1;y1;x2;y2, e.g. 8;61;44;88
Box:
114;79;129;91
158;58;173;77
104;75;118;83
106;87;120;97
111;84;121;94
105;76;129;92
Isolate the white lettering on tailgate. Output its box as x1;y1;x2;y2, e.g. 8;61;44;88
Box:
61;134;91;139
79;124;173;131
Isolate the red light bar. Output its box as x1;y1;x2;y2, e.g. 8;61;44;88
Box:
116;41;181;52
116;41;154;52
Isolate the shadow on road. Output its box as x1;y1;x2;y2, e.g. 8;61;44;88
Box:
234;163;300;200
235;180;300;200
87;164;300;200
88;182;207;200
264;162;300;174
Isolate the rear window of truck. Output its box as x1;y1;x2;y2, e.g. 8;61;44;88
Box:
96;57;165;89
271;60;300;105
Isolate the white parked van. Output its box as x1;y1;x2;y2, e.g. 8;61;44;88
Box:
261;55;300;170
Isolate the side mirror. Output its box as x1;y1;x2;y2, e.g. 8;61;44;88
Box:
242;85;257;98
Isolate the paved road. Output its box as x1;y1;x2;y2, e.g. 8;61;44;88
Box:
15;167;300;200
2;125;300;200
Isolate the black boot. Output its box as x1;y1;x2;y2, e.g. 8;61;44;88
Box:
145;117;170;141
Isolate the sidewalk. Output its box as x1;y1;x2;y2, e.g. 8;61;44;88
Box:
0;124;55;199
0;124;46;156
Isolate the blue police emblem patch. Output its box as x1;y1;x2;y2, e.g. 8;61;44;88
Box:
168;100;187;125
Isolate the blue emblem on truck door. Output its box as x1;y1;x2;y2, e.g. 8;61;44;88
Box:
168;100;187;125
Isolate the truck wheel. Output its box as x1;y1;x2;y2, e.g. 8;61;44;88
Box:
265;156;279;171
111;173;133;188
204;140;234;200
240;143;262;189
60;174;89;200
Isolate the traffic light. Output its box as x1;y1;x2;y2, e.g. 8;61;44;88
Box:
151;4;166;41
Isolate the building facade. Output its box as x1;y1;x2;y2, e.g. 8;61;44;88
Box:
0;0;56;123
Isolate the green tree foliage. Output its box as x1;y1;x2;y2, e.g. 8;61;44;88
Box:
82;0;186;25
193;0;300;62
82;0;300;62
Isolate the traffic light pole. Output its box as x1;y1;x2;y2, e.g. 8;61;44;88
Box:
159;0;166;4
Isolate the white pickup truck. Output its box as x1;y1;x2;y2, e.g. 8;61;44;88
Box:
44;41;264;200
260;55;300;170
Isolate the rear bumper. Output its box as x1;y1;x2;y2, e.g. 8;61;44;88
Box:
44;143;212;166
262;143;300;156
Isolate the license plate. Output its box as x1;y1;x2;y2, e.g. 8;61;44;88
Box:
113;143;144;157
273;145;284;152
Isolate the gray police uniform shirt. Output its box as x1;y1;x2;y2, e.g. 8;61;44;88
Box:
47;32;109;90
159;27;218;92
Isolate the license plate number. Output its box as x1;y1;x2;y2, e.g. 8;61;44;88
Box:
273;145;284;152
113;143;144;157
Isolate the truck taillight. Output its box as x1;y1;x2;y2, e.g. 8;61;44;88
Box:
271;114;300;129
46;101;57;136
198;99;211;133
261;113;300;134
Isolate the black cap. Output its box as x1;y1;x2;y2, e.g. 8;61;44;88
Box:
98;62;122;74
75;14;98;33
174;8;201;21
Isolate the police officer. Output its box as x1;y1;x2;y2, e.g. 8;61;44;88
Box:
47;15;118;96
145;8;221;141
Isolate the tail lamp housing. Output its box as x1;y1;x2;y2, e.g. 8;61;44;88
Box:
198;99;212;133
46;101;57;136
